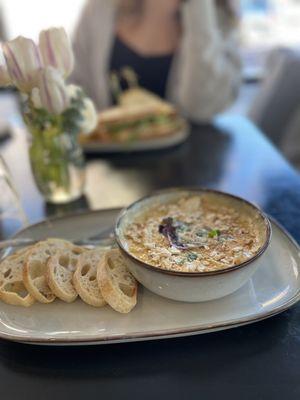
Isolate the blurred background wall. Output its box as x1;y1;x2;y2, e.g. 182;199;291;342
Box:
0;0;84;40
240;0;300;80
1;0;300;81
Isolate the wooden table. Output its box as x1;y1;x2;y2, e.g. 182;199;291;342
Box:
0;93;300;399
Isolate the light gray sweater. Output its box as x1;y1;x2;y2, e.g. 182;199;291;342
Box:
72;0;241;121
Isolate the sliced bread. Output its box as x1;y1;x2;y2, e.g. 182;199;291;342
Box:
97;249;137;314
0;247;35;307
46;246;86;303
73;249;106;307
23;238;74;303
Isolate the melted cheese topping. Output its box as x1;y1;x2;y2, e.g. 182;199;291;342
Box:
124;195;264;273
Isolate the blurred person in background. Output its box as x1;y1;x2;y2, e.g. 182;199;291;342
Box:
0;3;6;42
248;47;300;170
72;0;241;121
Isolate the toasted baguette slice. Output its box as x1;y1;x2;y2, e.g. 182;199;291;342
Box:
23;238;74;303
97;249;137;314
46;246;86;303
73;249;106;307
0;248;35;307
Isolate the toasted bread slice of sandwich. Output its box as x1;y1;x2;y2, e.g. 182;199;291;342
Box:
0;247;35;307
73;249;107;307
84;102;183;144
120;87;159;106
46;246;86;303
97;249;137;314
23;238;74;303
119;87;172;109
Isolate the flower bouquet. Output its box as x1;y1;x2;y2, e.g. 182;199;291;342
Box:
0;28;97;204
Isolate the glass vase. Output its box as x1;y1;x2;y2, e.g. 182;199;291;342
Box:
28;125;85;204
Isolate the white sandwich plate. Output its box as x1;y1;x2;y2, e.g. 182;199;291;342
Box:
81;127;190;153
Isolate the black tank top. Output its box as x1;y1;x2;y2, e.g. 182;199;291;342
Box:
109;36;174;102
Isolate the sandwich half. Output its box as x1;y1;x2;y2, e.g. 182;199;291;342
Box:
81;87;186;144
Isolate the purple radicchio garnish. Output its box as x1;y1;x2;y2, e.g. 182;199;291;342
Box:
158;217;189;250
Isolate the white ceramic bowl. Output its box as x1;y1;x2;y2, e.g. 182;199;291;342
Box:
115;188;272;302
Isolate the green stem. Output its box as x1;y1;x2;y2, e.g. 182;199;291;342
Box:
23;99;85;202
29;124;71;198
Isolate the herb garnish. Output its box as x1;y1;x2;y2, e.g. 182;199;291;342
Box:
196;229;208;237
158;218;189;250
159;218;221;248
208;229;221;238
187;253;198;262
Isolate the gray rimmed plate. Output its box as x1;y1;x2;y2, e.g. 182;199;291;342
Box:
0;208;299;345
81;127;190;154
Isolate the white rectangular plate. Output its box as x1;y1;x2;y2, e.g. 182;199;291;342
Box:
0;209;299;345
81;128;190;153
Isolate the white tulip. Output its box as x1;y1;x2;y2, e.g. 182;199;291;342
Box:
0;64;11;86
2;36;42;92
34;66;70;115
0;49;12;86
31;87;43;109
39;27;74;78
80;97;98;134
66;84;82;101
